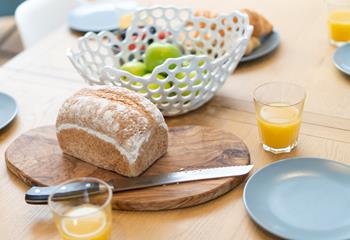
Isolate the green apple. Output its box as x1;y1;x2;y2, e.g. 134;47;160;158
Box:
194;79;203;86
143;73;152;78
189;71;196;79
152;93;162;99
144;73;172;89
149;83;161;90
198;60;205;67
168;64;177;70
121;61;147;76
181;60;190;67
178;83;188;89
138;89;147;95
145;43;182;72
164;81;172;89
143;73;165;80
176;71;196;80
182;90;192;97
167;92;177;97
175;72;186;79
130;82;147;95
131;81;142;87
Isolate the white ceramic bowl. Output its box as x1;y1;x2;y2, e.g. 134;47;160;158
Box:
68;6;252;116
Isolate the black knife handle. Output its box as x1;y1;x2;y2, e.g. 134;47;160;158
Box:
25;182;100;205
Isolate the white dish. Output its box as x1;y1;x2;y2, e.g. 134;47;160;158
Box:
68;6;252;116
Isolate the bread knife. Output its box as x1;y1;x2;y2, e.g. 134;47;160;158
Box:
25;165;253;204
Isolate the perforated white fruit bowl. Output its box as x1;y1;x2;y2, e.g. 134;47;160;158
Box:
68;6;252;116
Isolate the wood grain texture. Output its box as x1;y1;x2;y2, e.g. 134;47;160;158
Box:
5;125;250;211
1;0;350;239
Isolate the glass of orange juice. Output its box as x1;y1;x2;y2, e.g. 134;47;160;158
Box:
326;0;350;46
48;177;112;240
254;82;306;154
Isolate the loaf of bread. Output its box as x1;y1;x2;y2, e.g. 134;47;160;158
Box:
56;86;168;177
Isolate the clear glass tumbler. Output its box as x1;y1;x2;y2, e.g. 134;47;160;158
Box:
254;82;306;154
326;0;350;46
48;177;112;240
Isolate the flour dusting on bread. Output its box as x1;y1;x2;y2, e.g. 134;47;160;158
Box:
56;86;168;177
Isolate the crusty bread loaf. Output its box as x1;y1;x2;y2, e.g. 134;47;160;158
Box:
56;86;168;177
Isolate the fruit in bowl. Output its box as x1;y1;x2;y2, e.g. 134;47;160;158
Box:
144;43;182;72
119;43;182;76
68;6;252;117
121;61;147;76
143;73;172;90
119;42;182;97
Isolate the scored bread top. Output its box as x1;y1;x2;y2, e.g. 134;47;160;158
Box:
56;86;167;163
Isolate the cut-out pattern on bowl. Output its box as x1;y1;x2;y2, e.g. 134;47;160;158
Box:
68;6;252;116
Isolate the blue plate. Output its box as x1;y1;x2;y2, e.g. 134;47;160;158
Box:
241;31;280;62
68;2;137;33
333;43;350;75
244;157;350;240
0;92;17;130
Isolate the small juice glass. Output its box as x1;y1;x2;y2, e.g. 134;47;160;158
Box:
326;0;350;46
48;178;112;240
254;82;306;154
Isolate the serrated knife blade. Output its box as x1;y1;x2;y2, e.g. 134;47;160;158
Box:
25;165;253;204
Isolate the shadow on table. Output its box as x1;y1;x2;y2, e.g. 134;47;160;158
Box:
0;116;17;139
249;218;283;240
338;70;350;81
237;46;280;71
30;217;58;240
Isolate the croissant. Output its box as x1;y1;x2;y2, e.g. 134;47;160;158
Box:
194;10;218;19
120;9;272;56
241;9;273;38
245;36;261;55
192;9;272;56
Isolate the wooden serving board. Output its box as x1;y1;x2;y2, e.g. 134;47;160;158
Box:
5;125;250;211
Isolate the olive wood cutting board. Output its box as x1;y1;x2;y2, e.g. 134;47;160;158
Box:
5;125;250;211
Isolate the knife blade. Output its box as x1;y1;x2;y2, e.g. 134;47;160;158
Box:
25;165;253;204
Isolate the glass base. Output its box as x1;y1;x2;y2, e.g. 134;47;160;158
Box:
330;39;349;47
262;141;298;154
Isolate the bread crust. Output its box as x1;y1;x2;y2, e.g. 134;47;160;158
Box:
56;86;168;177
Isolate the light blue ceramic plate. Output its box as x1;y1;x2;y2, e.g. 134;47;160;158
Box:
243;157;350;240
68;4;121;32
0;92;17;130
241;31;280;62
333;43;350;75
68;2;137;33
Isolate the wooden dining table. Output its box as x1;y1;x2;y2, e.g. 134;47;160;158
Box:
1;0;350;239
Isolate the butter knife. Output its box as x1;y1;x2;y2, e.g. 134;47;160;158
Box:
25;165;253;204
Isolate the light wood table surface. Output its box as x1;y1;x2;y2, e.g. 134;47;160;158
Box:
1;0;350;239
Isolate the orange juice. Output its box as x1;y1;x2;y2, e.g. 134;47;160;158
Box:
257;104;301;149
56;204;111;240
328;10;350;43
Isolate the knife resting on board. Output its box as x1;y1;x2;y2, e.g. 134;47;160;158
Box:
25;165;253;204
